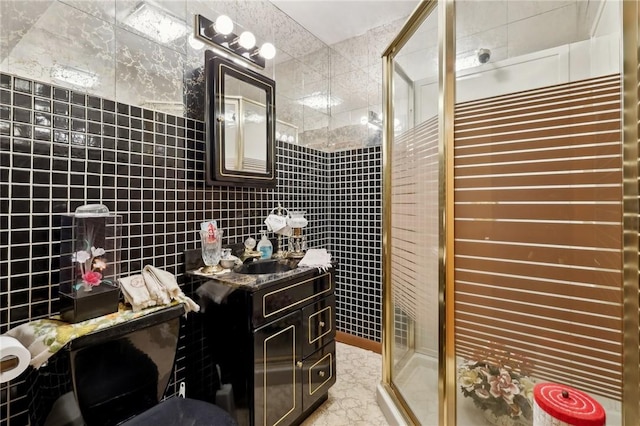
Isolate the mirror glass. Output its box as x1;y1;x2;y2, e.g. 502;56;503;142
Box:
205;51;276;187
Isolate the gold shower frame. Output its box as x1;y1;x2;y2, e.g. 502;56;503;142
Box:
381;1;640;425
621;0;639;423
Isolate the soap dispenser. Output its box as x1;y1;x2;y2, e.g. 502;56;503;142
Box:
257;231;273;259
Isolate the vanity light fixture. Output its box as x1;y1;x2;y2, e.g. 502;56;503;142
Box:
195;14;276;69
214;15;234;35
258;43;276;60
237;31;256;49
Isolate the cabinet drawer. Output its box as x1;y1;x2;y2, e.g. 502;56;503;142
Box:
254;271;333;327
301;295;335;358
302;340;336;413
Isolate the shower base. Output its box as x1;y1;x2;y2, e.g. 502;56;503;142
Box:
378;352;621;425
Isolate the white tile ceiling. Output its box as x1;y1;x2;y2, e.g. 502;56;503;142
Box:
269;0;419;45
272;0;608;82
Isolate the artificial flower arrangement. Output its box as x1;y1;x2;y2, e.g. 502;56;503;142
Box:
73;245;110;291
59;207;122;323
458;344;535;426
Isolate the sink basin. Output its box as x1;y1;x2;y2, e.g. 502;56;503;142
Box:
233;259;296;275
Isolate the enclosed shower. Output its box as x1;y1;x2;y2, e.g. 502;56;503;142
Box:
378;1;639;425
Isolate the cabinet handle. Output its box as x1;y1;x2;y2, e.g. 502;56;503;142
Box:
319;321;325;328
296;361;303;368
318;371;325;377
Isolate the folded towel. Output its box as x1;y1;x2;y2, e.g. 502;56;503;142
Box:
142;265;200;313
298;248;333;271
141;266;172;305
118;274;156;312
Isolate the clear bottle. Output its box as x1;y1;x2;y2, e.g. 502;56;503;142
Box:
257;230;273;259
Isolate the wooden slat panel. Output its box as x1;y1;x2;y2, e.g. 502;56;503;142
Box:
455;186;620;202
455;131;621;155
456;94;621;126
455;240;621;270
455;312;621;357
454;121;621;146
456;111;621;140
455;170;621;188
455;278;622;309
456;221;619;248
455;203;622;223
455;256;620;287
455;323;621;373
456;75;620;113
456;293;621;332
453;74;623;401
455;144;621;166
455;156;621;176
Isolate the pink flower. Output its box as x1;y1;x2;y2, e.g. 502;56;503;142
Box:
82;271;103;286
488;368;520;403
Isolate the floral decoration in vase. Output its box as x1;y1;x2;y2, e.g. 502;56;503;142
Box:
59;205;122;323
73;245;110;292
458;344;535;426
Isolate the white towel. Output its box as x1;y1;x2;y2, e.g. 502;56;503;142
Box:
141;266;172;305
142;265;200;313
118;275;157;312
297;248;333;271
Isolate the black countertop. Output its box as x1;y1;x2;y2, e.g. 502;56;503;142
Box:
184;248;329;292
187;264;318;290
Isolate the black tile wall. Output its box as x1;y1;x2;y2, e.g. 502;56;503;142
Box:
330;147;382;341
0;73;383;425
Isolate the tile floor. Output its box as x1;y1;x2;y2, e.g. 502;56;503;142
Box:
301;342;389;426
303;345;623;426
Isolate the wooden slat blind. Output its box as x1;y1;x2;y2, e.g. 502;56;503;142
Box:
454;74;623;400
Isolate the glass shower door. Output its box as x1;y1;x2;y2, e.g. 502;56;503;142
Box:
387;3;441;424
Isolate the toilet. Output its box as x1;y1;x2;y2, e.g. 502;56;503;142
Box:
44;304;235;426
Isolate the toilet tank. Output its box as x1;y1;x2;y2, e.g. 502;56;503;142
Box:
67;304;185;426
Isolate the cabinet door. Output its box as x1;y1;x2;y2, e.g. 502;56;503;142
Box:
253;311;302;426
302;340;336;413
301;295;336;358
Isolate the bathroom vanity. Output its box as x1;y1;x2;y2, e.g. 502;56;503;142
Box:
189;260;336;426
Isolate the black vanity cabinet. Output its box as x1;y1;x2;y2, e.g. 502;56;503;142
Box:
200;267;336;426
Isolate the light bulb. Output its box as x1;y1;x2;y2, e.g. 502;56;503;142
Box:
259;42;276;60
188;35;204;50
214;15;233;35
238;31;256;49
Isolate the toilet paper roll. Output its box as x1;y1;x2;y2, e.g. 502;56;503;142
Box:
0;335;31;383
